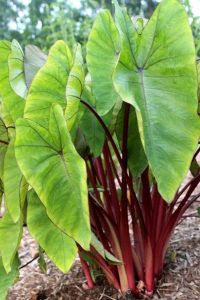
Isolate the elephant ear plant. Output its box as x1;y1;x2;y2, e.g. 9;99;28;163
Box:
0;0;199;298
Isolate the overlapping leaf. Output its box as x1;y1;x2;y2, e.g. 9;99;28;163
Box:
27;190;77;273
86;10;121;116
0;212;22;273
24;41;73;129
3;137;25;222
24;44;47;88
8;40;27;99
0;256;19;300
115;104;147;178
15;104;90;249
65;44;85;131
113;0;199;201
8;40;47;100
0;115;8;178
0;41;25;123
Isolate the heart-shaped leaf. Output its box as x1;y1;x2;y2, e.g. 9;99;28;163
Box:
15;104;91;249
113;0;199;201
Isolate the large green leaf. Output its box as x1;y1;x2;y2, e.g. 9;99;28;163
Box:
115;104;147;178
15;104;90;249
65;44;85;131
0;212;22;273
0;256;19;300
113;0;199;201
0;41;25;123
27;190;77;273
24;40;73;129
3;137;24;222
86;10;121;116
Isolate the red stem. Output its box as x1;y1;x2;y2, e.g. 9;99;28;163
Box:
79;251;94;289
103;142;120;224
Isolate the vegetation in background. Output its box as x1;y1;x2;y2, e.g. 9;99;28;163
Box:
1;0;200;55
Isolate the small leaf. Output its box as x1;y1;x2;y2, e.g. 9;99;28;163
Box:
197;207;200;216
91;233;121;265
38;247;47;274
190;156;199;177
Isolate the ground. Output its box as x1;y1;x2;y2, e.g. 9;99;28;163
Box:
7;207;200;300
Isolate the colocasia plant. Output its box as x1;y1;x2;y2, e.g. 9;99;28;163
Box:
0;0;199;298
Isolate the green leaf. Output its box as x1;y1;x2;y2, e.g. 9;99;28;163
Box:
197;207;200;216
24;40;73;129
0;41;25;123
8;40;27;99
79;102;105;157
0;256;19;300
27;190;77;273
38;247;47;274
15;104;91;249
3;137;24;222
65;44;85;131
197;61;200;114
24;44;47;89
86;10;121;116
0;212;22;273
8;40;47;100
0;179;3;209
113;0;199;201
115;104;147;178
190;155;199;177
91;233;121;265
0;97;13;128
0;116;8;179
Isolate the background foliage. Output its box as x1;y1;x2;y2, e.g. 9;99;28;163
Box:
0;0;199;55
